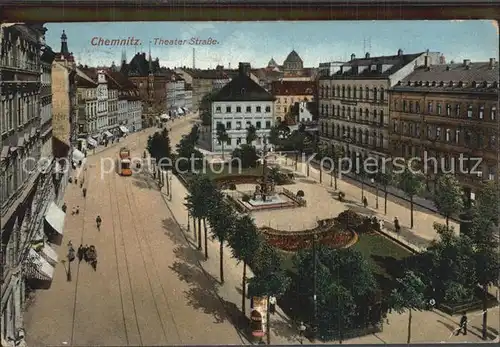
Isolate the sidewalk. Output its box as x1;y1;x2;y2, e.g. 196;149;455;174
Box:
280;156;460;249
161;173;305;345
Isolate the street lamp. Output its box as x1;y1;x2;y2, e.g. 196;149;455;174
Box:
312;232;319;339
298;321;306;344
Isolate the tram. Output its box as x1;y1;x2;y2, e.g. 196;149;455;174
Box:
117;147;132;176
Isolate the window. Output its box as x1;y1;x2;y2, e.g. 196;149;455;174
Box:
467;105;473;118
236;106;241;113
479;105;484;119
464;131;471;145
236;121;242;129
427;102;433;113
403;100;407;112
446;129;451;142
236;137;242;145
490;135;497;149
256;121;262;129
226;106;231;113
246;106;251;113
373;87;378;101
455;130;460;143
365;87;369;100
256;106;262;112
416;124;420;137
445;104;451;116
380;88;385;102
393;120;398;132
427;126;432;139
246;121;251;127
265;121;271;129
215;106;221;113
342;86;345;98
455;104;460;117
491;106;497;120
265;106;271;113
226;121;231;129
437;103;442;115
416;102;420;113
409;101;414;112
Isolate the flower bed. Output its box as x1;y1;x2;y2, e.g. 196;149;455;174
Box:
213;175;262;188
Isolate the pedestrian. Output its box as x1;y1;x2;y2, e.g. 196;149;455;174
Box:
456;312;467;335
91;259;97;271
394;217;400;233
83;187;87;198
71;207;76;216
74;177;78;185
96;215;102;230
269;296;276;314
363;196;368;208
83;244;89;262
77;244;84;262
62;203;67;213
75;206;80;215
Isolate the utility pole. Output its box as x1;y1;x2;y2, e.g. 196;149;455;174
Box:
312;232;318;339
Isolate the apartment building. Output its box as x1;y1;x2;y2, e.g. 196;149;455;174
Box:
166;73;187;117
318;50;442;168
270;80;316;123
1;24;68;347
75;70;98;146
389;58;498;200
211;63;275;152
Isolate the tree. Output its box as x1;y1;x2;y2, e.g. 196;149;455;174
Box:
208;199;237;283
467;182;500;340
396;164;424;228
248;241;291;344
231;144;258;169
216;123;229;160
287;130;306;170
293;246;380;341
246;124;258;145
186;175;218;254
329;146;343;190
389;270;427;344
201;111;211;126
147;128;172;170
229;214;262;314
433;174;464;227
375;168;395;215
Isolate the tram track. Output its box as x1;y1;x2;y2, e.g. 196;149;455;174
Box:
110;153;144;346
123;173;183;344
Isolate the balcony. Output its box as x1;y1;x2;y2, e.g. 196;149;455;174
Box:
0;56;40;74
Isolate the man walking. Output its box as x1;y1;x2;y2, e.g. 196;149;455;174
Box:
83;187;87;198
456;312;468;335
96;215;102;230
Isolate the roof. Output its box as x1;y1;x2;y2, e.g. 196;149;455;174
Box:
181;68;237;80
333;51;424;79
75;68;98;88
268;58;278;67
212;73;275;102
271;81;316;95
392;61;499;93
40;46;56;64
284;50;303;64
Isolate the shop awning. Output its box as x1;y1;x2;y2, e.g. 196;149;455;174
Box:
87;137;98;147
177;107;184;115
103;131;113;137
72;149;85;163
39;243;59;266
26;248;55;281
44;202;65;238
119;126;129;133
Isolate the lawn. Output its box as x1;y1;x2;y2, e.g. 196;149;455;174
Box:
203;163;264;179
353;232;413;292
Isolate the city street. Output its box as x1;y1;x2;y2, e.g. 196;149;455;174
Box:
24;116;246;346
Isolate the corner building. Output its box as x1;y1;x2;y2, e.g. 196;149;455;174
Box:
211;63;275;153
389;58;498;200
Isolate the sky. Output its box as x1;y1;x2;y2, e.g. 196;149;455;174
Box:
45;21;499;69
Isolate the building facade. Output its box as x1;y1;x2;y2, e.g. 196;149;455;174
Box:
389;58;498;200
318;50;441;168
270;80;316;123
166;74;187;116
1;24;68;347
75;71;98;144
211;63;275;153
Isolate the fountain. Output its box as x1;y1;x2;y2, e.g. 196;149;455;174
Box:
248;138;286;207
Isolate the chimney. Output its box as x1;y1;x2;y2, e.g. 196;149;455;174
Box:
365;52;370;59
463;59;471;67
351;53;356;60
397;49;403;56
424;56;430;68
238;62;251;77
489;58;496;69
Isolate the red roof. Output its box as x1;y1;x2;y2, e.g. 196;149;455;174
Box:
271;80;316;96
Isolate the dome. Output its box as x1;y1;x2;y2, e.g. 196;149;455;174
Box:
268;58;278;67
284;50;303;64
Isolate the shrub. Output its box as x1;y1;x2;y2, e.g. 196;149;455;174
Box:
229;183;237;190
242;194;251;202
296;190;305;198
